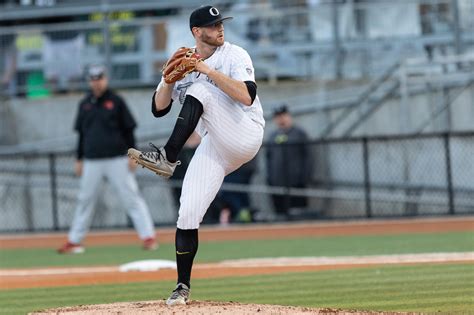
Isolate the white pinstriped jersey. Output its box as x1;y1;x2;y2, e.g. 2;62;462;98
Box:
156;42;265;229
158;42;265;129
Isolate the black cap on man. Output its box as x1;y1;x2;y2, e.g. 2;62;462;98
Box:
189;5;233;30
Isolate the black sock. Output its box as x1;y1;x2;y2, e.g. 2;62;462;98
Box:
175;228;198;288
164;95;203;163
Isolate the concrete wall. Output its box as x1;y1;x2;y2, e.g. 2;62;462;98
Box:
317;84;474;138
6;81;471;146
5;89;182;148
2;79;370;146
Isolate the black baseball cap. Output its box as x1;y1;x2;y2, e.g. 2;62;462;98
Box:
189;5;233;30
87;64;106;80
273;105;289;117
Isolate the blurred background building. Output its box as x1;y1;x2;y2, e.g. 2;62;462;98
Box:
0;0;473;232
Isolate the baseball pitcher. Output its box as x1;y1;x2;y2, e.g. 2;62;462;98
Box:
128;5;265;305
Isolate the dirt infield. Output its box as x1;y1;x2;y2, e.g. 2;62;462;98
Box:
31;300;419;315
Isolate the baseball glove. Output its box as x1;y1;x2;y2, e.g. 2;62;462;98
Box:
162;47;202;84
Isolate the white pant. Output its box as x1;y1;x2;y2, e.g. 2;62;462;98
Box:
68;156;154;244
177;81;264;229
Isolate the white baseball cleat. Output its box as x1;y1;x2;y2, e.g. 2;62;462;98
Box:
128;143;180;179
166;283;190;306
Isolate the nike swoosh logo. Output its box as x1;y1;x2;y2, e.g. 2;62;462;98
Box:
177;117;184;120
176;251;190;255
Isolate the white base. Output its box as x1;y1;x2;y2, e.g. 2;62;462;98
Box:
119;259;176;272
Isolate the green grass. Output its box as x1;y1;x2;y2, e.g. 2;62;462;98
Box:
1;264;472;315
1;231;472;269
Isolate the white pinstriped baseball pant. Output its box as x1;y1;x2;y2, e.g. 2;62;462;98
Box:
177;81;264;229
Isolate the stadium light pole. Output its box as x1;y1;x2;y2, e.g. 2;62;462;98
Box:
451;0;462;55
101;0;112;78
331;0;342;80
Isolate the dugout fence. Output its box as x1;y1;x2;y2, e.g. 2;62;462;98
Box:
0;131;473;232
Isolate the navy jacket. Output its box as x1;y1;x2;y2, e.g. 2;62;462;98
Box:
74;89;136;159
266;126;311;187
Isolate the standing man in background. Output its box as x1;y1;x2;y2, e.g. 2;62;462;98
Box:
58;64;157;254
266;105;311;220
128;5;264;306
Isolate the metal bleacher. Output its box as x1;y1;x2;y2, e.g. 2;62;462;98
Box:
1;0;473;93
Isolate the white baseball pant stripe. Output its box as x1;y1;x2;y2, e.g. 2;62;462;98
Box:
68;156;155;244
177;81;264;229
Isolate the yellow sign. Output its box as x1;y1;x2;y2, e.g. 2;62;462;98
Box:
87;11;137;48
16;33;43;50
88;11;135;22
87;31;136;47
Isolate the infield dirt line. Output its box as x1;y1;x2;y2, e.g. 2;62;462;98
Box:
2;215;471;240
2;254;473;290
1;252;472;277
1;216;473;249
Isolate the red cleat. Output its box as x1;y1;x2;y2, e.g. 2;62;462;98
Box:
143;237;158;251
57;242;85;254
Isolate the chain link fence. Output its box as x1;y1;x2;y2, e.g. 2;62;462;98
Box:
1;131;473;233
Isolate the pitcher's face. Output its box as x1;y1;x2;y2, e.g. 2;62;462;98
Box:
197;21;225;47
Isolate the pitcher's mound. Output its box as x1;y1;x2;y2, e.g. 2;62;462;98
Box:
30;300;414;315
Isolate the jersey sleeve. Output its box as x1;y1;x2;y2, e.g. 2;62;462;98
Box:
230;47;256;82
